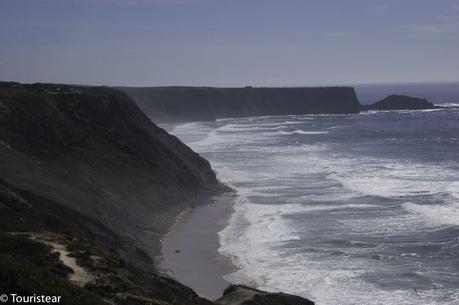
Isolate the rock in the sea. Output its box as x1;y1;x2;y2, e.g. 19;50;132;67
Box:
366;94;434;110
216;285;315;305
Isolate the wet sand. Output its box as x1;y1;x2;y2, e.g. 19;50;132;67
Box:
160;193;238;300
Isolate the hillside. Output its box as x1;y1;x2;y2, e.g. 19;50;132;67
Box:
0;179;217;305
0;82;315;305
0;82;222;266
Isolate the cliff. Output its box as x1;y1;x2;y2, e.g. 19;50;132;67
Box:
0;82;222;267
0;181;215;305
362;94;435;111
119;86;361;122
0;82;314;305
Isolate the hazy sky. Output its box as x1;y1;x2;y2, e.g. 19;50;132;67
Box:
1;0;458;86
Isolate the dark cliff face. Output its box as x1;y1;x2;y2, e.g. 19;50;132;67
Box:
364;94;434;111
0;181;216;305
0;82;315;305
119;86;361;123
0;82;220;266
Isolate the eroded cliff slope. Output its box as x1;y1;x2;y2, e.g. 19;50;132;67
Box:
0;82;315;305
0;82;222;266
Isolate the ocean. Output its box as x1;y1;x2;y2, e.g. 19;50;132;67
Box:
171;108;459;305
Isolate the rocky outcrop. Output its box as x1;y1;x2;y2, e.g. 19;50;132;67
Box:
119;86;361;123
0;82;223;268
362;94;435;111
216;285;315;305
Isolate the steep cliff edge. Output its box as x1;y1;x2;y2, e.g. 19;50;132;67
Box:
0;82;315;305
119;86;361;123
0;82;222;267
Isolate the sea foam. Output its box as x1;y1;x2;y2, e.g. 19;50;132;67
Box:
171;111;459;305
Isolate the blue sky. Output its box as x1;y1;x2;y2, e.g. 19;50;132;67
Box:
0;0;458;86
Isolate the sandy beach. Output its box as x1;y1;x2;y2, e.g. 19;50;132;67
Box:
160;192;238;300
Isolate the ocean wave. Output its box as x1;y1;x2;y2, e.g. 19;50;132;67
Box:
172;113;459;305
434;103;459;108
326;158;459;199
402;202;459;226
277;130;329;135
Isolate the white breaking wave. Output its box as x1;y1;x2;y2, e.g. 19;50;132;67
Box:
219;197;452;305
446;182;459;199
325;158;459;199
402;202;459;226
171;115;459;305
434;103;459;108
277;130;329;135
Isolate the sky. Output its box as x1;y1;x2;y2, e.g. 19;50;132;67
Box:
0;0;458;87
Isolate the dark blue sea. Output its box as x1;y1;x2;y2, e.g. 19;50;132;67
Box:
171;108;459;305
